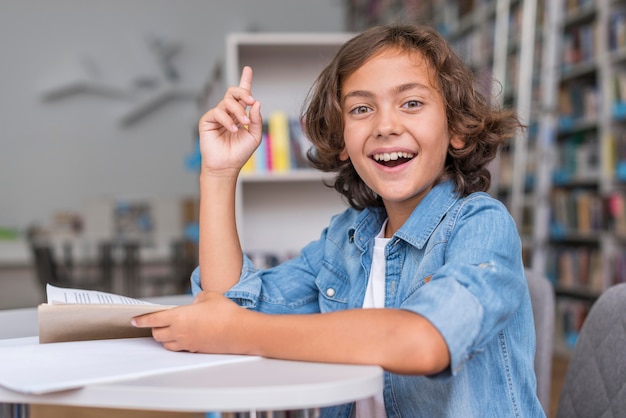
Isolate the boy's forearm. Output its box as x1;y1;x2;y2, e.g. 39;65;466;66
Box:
198;171;243;293
236;308;450;375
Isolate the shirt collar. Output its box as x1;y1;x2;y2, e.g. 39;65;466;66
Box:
395;180;459;249
349;180;460;250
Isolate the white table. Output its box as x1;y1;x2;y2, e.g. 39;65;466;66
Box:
0;298;383;416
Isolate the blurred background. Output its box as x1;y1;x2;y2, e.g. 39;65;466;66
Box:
0;0;347;307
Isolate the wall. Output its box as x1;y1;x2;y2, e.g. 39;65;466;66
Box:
0;0;345;233
0;0;345;309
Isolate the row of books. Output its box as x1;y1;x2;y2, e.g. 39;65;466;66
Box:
551;189;604;236
432;0;499;36
607;191;626;235
561;21;597;69
612;72;626;117
564;0;597;13
555;299;590;349
556;72;626;125
554;131;626;184
608;132;626;181
241;111;313;173
552;132;600;184
609;8;626;51
558;83;599;126
449;19;495;69
547;243;626;297
550;188;626;238
547;246;604;294
610;250;626;286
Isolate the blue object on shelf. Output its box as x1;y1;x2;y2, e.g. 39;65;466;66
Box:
559;117;575;131
550;224;567;239
613;102;626;120
552;170;572;185
617;161;626;181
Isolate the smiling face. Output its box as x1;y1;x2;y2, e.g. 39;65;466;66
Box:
340;47;464;233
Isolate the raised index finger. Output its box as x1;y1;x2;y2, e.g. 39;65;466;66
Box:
239;66;253;91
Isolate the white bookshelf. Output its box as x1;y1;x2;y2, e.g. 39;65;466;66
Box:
226;33;354;118
225;32;354;255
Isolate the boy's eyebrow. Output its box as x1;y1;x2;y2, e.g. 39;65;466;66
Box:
341;89;374;103
342;83;433;103
396;82;431;95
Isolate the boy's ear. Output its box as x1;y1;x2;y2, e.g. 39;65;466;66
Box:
339;147;350;161
450;135;464;149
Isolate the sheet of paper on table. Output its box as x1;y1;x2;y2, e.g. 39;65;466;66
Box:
0;337;258;394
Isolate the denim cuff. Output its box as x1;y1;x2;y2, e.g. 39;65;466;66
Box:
402;277;483;376
189;254;260;304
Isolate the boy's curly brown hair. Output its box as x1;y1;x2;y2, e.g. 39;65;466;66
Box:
302;24;522;210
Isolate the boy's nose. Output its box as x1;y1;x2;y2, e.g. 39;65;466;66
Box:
374;108;402;138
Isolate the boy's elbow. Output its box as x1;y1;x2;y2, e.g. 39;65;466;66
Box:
391;340;450;375
421;344;451;375
384;312;450;375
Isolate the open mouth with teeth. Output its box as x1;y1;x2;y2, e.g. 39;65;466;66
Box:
372;152;415;168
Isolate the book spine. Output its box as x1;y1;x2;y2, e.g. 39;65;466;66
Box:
241;153;255;173
255;131;269;173
268;111;290;172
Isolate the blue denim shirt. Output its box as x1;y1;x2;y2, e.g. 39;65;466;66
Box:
191;180;545;418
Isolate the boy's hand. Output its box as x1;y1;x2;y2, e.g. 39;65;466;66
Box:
198;66;263;176
131;291;245;354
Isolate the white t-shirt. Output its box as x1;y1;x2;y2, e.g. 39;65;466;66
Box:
355;221;389;418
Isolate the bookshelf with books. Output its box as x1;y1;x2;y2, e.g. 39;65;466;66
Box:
545;0;626;353
606;1;626;299
431;0;547;270
225;32;353;256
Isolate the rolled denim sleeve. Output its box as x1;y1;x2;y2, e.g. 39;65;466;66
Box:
401;195;526;376
223;254;264;308
190;266;202;296
190;230;329;314
189;255;262;307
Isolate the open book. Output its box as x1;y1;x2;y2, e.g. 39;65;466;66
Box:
38;284;176;343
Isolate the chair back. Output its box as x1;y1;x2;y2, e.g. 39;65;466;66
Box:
556;283;626;417
525;269;555;415
31;244;69;289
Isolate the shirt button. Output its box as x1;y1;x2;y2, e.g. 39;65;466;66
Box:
326;288;336;297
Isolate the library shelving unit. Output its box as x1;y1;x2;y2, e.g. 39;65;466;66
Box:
429;0;545;269
545;0;626;353
224;32;354;256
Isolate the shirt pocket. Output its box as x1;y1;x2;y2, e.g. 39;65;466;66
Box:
315;262;350;313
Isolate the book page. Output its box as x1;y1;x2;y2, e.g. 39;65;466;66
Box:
46;284;156;305
0;337;259;394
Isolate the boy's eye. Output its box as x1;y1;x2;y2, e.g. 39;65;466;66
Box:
403;100;422;109
350;105;371;115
